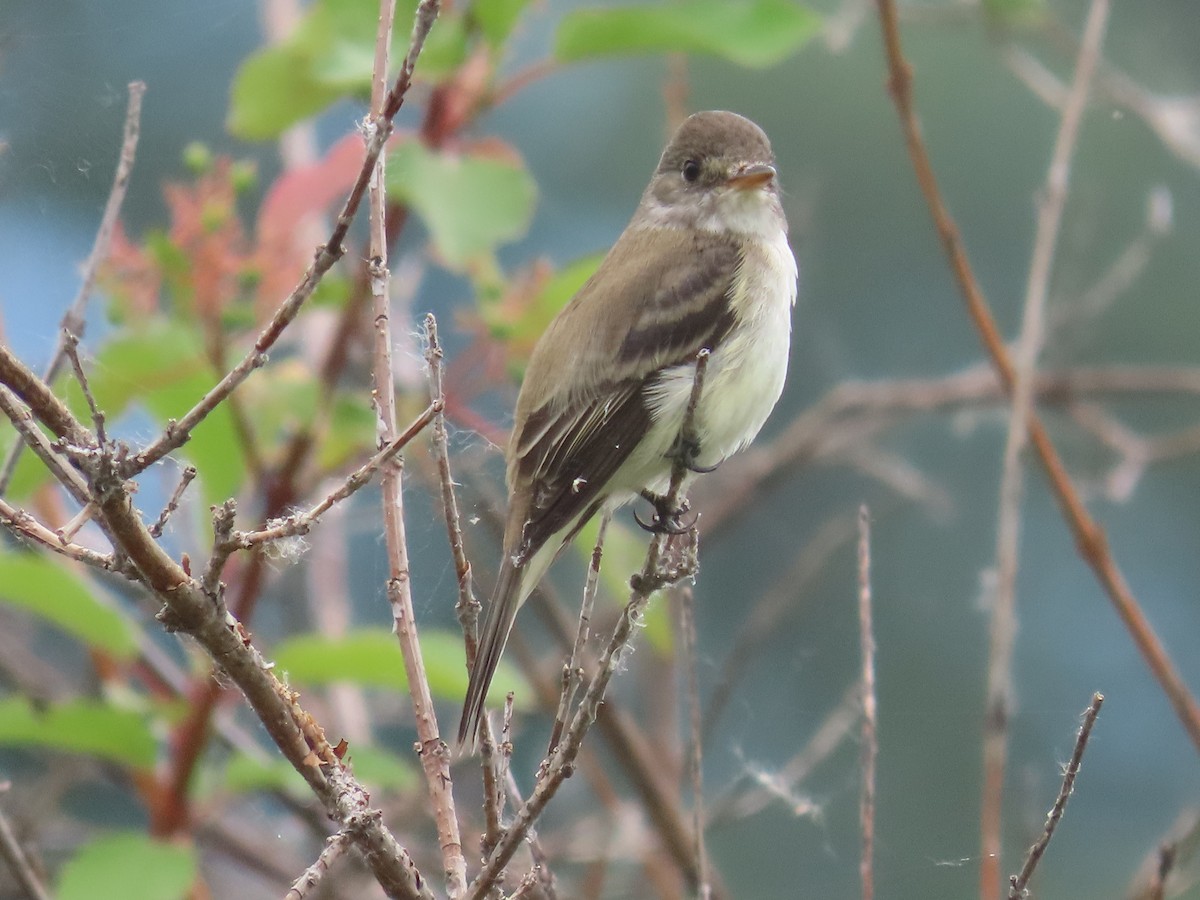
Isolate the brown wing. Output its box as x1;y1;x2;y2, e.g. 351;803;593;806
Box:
505;226;742;562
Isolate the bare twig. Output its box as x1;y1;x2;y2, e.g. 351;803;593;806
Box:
285;831;351;900
62;332;107;447
0;81;144;496
0;798;51;900
856;506;877;900
0;497;114;570
1127;809;1200;900
0;385;93;509
1008;693;1104;898
982;6;1110;896
229;400;440;549
874;0;1200;753
547;511;609;757
148;465;197;538
679;585;711;900
502;751;559;900
467;350;711;900
424;314;478;639
366;2;464;895
120;0;441;479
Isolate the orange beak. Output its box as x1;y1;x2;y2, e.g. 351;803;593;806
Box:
728;163;776;191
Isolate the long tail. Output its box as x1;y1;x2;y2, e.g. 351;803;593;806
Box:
457;556;523;751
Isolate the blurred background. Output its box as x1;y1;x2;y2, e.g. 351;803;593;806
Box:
2;0;1200;897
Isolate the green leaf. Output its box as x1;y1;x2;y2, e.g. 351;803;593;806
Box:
471;0;531;46
273;628;531;708
0;553;138;659
0;423;53;501
341;744;418;791
223;744;416;797
386;141;537;268
221;753;308;794
228;0;464;139
555;0;821;69
228;44;344;141
0;697;156;767
485;252;603;346
417;13;470;79
67;320;245;504
982;0;1047;27
58;833;197;900
319;393;377;471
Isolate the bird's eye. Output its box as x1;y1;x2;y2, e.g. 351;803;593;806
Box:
681;159;701;183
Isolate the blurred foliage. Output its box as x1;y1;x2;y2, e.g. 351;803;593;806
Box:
273;627;532;706
24;0;1198;896
56;833;197;900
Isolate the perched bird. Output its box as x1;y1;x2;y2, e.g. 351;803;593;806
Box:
458;110;798;749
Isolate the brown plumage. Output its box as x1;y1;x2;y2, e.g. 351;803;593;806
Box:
458;111;796;749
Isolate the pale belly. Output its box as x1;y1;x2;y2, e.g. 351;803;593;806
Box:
615;232;796;498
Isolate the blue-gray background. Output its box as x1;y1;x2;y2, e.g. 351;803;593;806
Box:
2;1;1199;897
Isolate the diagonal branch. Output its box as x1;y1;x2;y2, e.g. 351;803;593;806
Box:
873;0;1200;753
120;0;441;479
982;5;1110;896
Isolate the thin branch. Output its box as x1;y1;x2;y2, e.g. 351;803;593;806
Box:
62;332;107;447
367;2;464;895
148;465;197;538
285;831;351;900
0;80;144;496
0;497;114;571
856;506;877;900
424;314;478;640
679;585;711;900
874;0;1200;753
120;1;441;479
1127;809;1200;900
502;757;559;900
229;400;440;549
467;350;710;900
547;511;609;757
423;313;506;853
0;798;52;900
0;384;93;508
983;5;1110;896
1008;692;1104;899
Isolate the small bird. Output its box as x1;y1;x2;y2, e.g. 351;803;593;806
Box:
458;110;798;749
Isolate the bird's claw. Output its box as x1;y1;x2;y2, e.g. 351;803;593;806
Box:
670;436;721;474
635;491;697;535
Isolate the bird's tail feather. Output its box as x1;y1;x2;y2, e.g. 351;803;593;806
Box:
457;557;523;751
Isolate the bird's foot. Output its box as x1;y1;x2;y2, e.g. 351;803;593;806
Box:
669;435;721;474
635;490;697;535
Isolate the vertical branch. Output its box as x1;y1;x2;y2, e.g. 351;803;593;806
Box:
424;314;478;644
0;80;144;495
980;4;1110;896
679;584;711;900
366;0;465;896
873;0;1200;753
856;506;877;900
547;510;610;757
0;800;51;900
1007;693;1104;899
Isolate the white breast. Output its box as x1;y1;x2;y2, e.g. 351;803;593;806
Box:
626;226;798;494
